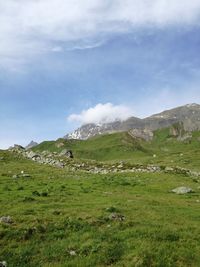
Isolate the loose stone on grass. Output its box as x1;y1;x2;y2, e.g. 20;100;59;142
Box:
12;174;19;179
68;250;77;256
172;186;193;194
0;216;13;224
108;213;125;221
0;261;7;267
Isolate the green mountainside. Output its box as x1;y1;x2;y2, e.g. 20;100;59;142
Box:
33;125;200;170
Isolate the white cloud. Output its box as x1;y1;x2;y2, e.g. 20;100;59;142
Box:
68;103;134;125
1;0;200;67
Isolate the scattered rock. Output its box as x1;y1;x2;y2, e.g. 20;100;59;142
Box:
12;174;19;179
26;151;40;160
117;163;123;168
54;161;65;168
8;143;200;178
172;186;193;194
165;167;174;172
69;250;76;256
108;213;125;221
0;261;7;267
0;216;13;224
60;149;73;158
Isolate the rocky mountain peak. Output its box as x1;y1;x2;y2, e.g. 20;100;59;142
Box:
64;103;200;140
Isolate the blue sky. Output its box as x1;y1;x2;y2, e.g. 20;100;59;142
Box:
1;1;200;148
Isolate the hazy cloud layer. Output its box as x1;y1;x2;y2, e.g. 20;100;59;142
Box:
1;0;200;66
68;103;134;124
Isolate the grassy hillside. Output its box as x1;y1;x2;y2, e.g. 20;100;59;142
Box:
0;150;200;266
33;132;150;161
144;127;200;170
33;128;200;170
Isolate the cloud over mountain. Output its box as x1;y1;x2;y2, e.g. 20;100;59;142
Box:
68;103;134;125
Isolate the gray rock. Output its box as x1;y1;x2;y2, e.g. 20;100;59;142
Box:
69;250;76;256
12;174;19;179
108;213;125;221
172;186;193;194
117;163;123;169
14;144;25;150
60;149;73;158
54;162;65;168
129;128;154;141
25;141;38;149
0;261;7;267
26;151;40;160
0;216;13;224
165;167;174;172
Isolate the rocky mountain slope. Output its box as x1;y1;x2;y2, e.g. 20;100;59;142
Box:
25;141;38;149
65;103;200;140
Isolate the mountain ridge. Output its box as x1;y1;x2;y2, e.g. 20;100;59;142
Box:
64;103;200;140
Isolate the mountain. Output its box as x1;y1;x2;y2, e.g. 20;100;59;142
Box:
64;103;200;140
65;117;143;140
25;141;38;149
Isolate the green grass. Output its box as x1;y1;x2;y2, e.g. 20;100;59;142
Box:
33;132;149;162
33;128;200;171
0;149;200;266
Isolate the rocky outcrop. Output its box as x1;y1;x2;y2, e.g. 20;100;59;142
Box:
26;141;38;149
129;128;154;141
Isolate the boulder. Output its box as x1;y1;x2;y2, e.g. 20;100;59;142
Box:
172;186;193;194
60;149;73;158
26;151;40;160
0;261;7;267
129;128;154;141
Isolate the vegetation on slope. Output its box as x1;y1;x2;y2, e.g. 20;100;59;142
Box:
33;126;200;170
0;150;200;266
33;132;149;161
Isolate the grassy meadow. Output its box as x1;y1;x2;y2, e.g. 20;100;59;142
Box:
1;128;200;266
